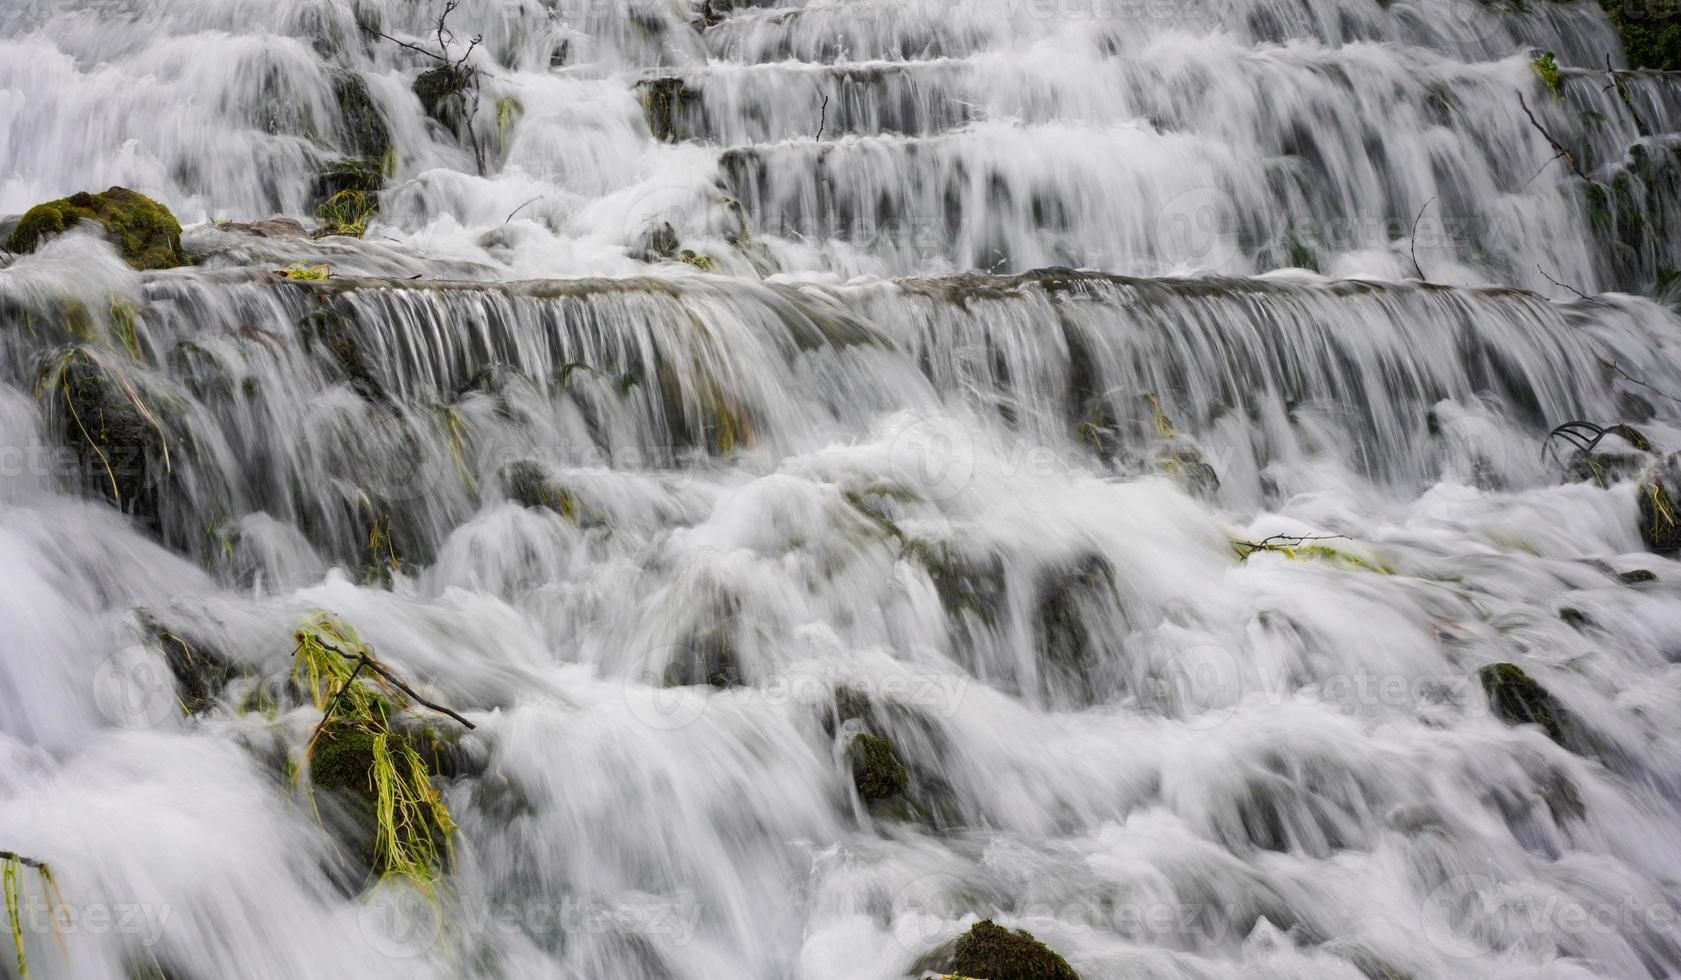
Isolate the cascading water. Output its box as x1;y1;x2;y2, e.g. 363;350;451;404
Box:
4;0;1681;975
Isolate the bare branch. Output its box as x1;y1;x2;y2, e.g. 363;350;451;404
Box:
1408;196;1435;280
1517;91;1590;181
1536;263;1591;300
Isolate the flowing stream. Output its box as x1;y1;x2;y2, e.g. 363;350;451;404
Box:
4;0;1681;976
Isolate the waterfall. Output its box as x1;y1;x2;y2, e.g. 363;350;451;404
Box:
3;0;1681;976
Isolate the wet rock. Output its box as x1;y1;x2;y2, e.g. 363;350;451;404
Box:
413;65;472;126
138;612;236;715
7;187;186;269
1478;662;1565;743
1559;607;1594;629
218;218;309;238
1619;568;1658;584
1639;473;1679;554
948;919;1079;980
903;539;1006;627
636;77;701;142
1033;554;1117;684
849;732;909;800
309;159;383;238
500;460;578;518
47;348;168;520
332;71;392;162
300;304;384;400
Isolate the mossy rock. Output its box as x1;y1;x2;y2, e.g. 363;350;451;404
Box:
1640;475;1679;553
7;187;185;270
138;612;236;715
849;732;909;800
636;76;701;142
903;539;1006;627
49;349;168;519
667;618;743;688
501;460;578;518
300;305;384;400
309;722;451;880
949;919;1078;980
310;159;383;238
413;65;472;125
1478;662;1565;744
332;71;392;161
1034;554;1116;678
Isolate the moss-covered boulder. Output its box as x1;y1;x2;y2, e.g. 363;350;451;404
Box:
139;612;236;715
47;348;169;519
849;732;909;800
949;920;1078;980
332;71;392;162
413;65;472;126
1478;662;1565;744
309;722;452;881
310;159;383;238
7;187;185;269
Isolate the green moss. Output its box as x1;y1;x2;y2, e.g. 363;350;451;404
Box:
501;460;578;520
413;66;472;125
1477;662;1565;743
1532;52;1562;97
1619;568;1658;583
7;187;185;270
637;76;701;142
45;348;169;519
903;539;1006;627
1640;476;1679;553
849;732;909;800
678;248;718;272
332;72;392;162
310;159;383;238
949;920;1079;980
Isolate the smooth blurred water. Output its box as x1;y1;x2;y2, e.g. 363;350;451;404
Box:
3;0;1681;977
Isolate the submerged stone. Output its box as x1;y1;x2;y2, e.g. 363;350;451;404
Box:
849;732;909;800
1478;662;1565;743
7;187;186;269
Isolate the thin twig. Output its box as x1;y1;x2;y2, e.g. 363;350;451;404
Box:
1518;91;1590;181
1233;533;1347;560
505;195;543;223
815;94;829;141
1537;263;1591;300
299;637;477;731
1603;358;1681;403
0;852;48;871
1409;196;1435;280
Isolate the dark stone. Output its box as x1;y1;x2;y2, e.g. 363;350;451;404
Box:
413;65;471;126
1619;568;1658;584
331;71;392;161
849;732;909;800
1478;662;1566;744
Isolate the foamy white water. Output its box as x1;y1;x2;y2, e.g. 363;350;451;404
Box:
2;0;1681;976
